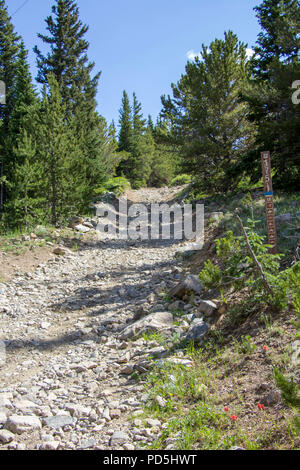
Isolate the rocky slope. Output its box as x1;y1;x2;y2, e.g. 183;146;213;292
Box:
0;187;204;450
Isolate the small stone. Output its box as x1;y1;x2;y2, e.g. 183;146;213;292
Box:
123;443;135;450
121;364;134;375
0;429;15;443
263;390;281;406
66;404;91;418
82;221;94;229
0;396;11;408
132;410;143;417
109;431;130;446
155;395;167;408
117;351;131;364
74;224;90;233
5;415;42;434
0;411;7;424
102;407;111;421
53;247;67;256
39;441;60;451
146;418;161;428
43;415;75;430
169;275;203;299
119;311;173;341
133;419;142;427
69;217;83;228
78;439;96;450
110;409;121;419
147;294;156;304
198;300;217;316
186;318;209;343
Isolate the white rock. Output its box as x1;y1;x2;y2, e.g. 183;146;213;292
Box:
14;399;40;411
5;415;42;434
0;429;15;443
39;441;60;450
0;411;8;424
74;224;90;233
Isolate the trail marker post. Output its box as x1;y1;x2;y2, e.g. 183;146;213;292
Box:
261;151;278;254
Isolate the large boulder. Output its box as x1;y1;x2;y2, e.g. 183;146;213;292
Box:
169;275;203;299
119;311;173;340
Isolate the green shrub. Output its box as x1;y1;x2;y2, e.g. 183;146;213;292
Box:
170;174;192;187
274;291;300;432
199;260;222;288
93;177;131;197
198;219;300;311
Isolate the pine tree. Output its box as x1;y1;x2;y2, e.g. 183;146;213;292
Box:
0;0;20;134
147;115;154;133
13;75;86;226
6;43;37;166
0;0;20;207
1;42;38;220
252;0;300;78
148;118;179;187
129;92;151;188
161;31;255;192
118;90;132;154
4;130;45;229
34;0;106;197
117;91;153;188
132;92;146;138
39;75;88;224
34;0;100;115
98;117;126;176
241;0;300;189
130;126;154;189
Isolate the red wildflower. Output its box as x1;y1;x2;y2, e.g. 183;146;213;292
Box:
224;406;229;412
263;345;269;351
257;403;265;410
230;415;238;421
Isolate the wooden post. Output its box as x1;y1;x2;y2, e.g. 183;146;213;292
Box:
261;151;278;254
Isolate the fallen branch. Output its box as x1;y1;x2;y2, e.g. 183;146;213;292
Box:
236;215;274;298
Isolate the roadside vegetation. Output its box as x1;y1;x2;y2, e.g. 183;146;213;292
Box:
132;184;300;450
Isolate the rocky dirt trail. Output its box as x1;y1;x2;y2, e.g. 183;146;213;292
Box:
0;187;196;450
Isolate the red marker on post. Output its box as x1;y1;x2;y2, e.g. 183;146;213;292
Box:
261;151;278;254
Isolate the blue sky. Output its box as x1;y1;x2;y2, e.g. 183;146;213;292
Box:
7;0;261;126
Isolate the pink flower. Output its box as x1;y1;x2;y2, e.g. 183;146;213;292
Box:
230;415;238;421
224;406;229;412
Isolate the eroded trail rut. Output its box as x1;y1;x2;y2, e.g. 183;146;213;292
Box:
0;187;188;450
